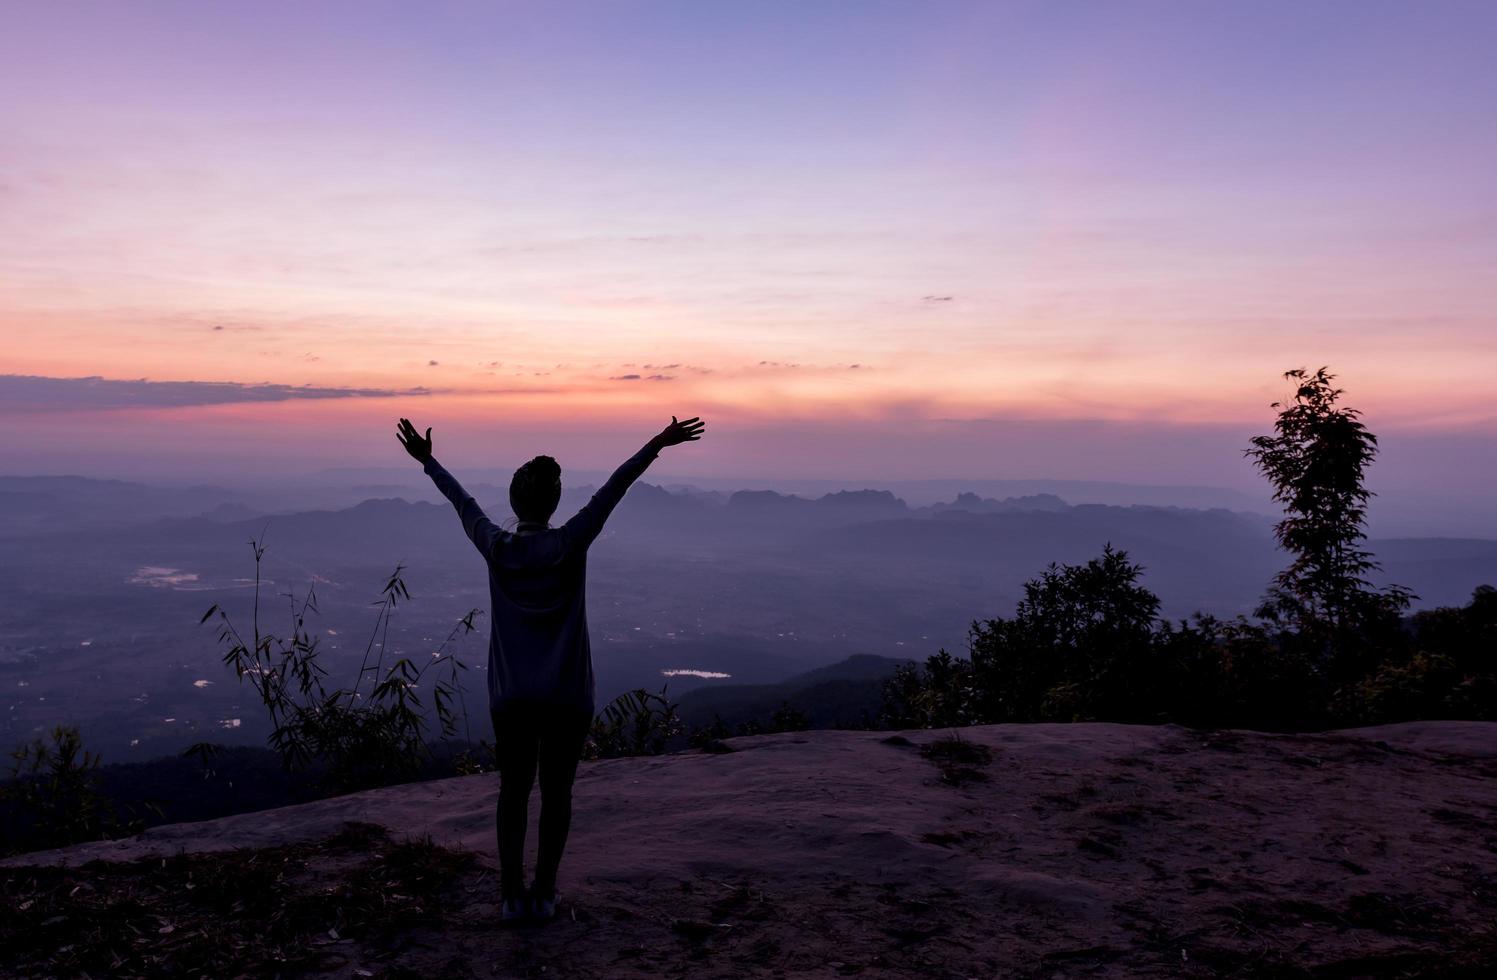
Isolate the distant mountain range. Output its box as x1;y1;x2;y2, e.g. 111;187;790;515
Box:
5;474;1494;614
0;475;254;535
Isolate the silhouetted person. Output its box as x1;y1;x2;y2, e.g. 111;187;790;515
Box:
397;415;705;924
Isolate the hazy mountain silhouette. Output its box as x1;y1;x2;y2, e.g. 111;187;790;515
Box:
926;491;1069;514
0;476;255;535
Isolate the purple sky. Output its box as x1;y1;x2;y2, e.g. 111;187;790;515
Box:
2;1;1495;523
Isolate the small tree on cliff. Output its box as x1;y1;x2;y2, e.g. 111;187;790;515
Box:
1245;368;1412;666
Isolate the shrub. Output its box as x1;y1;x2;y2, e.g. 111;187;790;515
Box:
1335;586;1497;724
884;568;1497;732
584;688;684;759
770;702;811;732
881;649;975;729
200;536;481;794
884;546;1181;728
1;726;156;856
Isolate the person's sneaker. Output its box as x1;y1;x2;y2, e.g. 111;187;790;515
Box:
500;893;529;926
530;889;558;922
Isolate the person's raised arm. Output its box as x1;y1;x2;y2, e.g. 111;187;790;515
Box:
397;417;503;559
563;415;706;547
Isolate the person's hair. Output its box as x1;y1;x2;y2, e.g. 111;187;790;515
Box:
510;455;562;525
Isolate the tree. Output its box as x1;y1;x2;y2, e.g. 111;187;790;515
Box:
883;546;1169;726
972;544;1163;722
1245;368;1412;667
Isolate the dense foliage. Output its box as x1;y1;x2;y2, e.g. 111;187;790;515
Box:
882;553;1495;731
885;369;1494;731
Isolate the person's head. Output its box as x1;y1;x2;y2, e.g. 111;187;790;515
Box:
510;455;561;525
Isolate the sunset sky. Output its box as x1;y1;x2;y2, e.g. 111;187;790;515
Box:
3;1;1495;499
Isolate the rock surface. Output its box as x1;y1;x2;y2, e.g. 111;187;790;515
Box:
8;721;1497;977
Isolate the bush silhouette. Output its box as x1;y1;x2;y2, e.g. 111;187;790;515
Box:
199;535;481;794
1;726;157;855
584;688;684;759
883;546;1189;727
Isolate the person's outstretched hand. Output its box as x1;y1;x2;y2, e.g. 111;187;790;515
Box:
651;415;705;449
396;417;433;463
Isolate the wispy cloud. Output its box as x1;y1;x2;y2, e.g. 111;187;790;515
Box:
753;360;868;373
0;375;435;412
